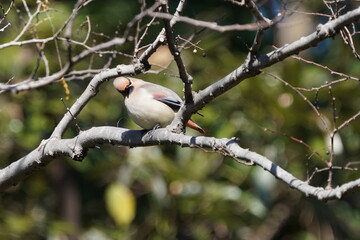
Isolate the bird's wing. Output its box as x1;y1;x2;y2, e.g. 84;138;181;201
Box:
141;83;183;111
152;94;182;111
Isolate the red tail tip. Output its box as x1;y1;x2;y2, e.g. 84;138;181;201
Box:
187;120;206;134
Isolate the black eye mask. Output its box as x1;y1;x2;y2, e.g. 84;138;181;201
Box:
124;84;134;95
124;77;134;95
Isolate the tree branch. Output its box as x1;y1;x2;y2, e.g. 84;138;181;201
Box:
2;2;360;203
0;37;126;93
146;10;281;32
1;126;358;200
192;6;360;112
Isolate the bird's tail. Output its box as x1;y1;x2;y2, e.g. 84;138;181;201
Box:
187;119;206;134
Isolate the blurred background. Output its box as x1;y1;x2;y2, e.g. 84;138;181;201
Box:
1;0;360;239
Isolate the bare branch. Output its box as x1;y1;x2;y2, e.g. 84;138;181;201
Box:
292;55;360;83
334;111;360;134
0;37;126;93
13;2;42;42
0;0;14;31
146;11;282;33
1;126;359;200
123;1;162;41
161;3;193;102
2;0;360;204
230;0;271;23
191;7;360;114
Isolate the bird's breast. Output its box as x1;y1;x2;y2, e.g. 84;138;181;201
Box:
125;90;176;129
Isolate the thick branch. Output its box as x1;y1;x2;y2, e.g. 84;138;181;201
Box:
1;126;358;200
191;6;360;112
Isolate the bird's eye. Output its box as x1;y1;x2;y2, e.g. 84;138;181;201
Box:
124;84;133;95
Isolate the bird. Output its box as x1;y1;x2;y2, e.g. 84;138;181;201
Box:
113;77;205;134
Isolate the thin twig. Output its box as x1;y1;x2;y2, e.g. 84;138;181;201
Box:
146;10;283;33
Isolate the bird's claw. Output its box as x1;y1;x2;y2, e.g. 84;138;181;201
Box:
142;124;162;138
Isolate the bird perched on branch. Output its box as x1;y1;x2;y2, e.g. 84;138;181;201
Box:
113;77;205;134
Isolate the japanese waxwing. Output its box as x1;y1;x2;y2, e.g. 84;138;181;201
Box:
113;77;205;134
